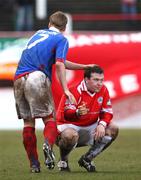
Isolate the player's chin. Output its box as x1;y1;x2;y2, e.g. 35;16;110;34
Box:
95;88;101;93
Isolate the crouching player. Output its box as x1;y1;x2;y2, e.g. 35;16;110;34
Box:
56;65;119;172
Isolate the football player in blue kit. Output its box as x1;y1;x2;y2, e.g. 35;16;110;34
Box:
13;11;94;173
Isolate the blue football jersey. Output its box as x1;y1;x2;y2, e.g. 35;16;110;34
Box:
15;28;69;81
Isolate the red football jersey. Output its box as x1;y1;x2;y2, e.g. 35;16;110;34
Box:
56;80;113;127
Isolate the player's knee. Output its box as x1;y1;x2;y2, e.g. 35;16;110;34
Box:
112;125;119;140
106;124;119;140
61;128;79;141
24;119;35;127
60;128;79;146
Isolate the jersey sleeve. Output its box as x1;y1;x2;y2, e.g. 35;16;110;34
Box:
64;87;81;120
56;37;69;63
99;87;113;126
56;93;78;122
57;86;81;121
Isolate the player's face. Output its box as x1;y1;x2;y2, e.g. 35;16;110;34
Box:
85;72;104;93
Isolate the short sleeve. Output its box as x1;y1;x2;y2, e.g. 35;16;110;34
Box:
56;37;69;63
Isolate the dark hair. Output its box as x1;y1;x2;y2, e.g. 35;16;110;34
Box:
84;65;104;79
49;11;68;31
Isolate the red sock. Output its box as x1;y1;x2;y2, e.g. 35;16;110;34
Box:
23;127;40;167
43;121;57;147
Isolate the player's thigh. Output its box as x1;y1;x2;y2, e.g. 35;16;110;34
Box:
57;123;96;147
57;124;80;133
77;123;97;147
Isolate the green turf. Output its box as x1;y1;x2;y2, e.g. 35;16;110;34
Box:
0;129;141;180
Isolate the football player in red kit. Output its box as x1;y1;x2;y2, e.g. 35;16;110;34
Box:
56;65;119;172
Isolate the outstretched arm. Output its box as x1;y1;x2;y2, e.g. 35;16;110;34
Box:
56;61;76;104
65;60;96;70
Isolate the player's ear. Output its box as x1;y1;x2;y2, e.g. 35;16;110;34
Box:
84;77;88;84
48;22;51;28
61;26;66;32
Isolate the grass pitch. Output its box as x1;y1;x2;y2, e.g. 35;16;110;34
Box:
0;129;141;180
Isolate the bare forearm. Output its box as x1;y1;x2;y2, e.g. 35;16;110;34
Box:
65;60;86;70
65;60;97;70
56;62;68;92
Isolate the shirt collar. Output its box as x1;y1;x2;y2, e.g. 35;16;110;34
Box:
49;26;60;33
82;80;96;97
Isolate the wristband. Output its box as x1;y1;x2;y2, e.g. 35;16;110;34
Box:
99;121;107;128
